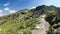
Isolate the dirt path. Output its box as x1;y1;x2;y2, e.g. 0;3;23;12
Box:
32;15;50;34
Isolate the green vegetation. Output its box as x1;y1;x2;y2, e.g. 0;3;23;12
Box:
45;10;60;34
0;9;37;34
45;11;57;25
0;5;60;34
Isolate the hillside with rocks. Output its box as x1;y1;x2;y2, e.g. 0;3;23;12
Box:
0;5;60;34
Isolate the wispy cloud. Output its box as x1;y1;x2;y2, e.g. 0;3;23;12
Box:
0;10;3;13
10;10;16;13
4;7;16;13
0;14;3;16
0;10;4;16
4;7;10;11
32;7;36;9
3;3;9;6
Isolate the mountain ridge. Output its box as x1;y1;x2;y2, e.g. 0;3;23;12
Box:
0;5;59;34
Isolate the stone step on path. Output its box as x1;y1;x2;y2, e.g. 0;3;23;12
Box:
32;15;50;34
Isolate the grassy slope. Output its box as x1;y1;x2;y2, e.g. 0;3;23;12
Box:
0;9;37;34
0;5;58;34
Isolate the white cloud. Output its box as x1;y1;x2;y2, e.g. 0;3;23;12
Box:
0;14;4;17
3;3;9;6
0;10;3;13
4;7;10;11
0;10;4;16
10;10;16;13
32;7;36;9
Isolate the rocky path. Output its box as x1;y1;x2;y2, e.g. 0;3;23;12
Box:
32;15;50;34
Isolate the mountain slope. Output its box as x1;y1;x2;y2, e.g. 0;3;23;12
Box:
0;5;59;34
0;9;37;34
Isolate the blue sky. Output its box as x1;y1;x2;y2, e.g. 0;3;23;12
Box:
0;0;60;16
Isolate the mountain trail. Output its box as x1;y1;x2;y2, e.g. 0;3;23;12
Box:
32;14;50;34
